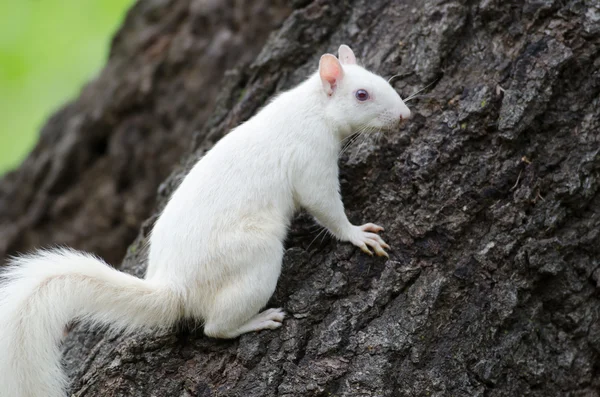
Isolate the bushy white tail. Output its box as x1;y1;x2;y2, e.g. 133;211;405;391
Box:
0;249;181;397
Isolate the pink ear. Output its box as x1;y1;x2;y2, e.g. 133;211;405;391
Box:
338;44;357;65
319;54;344;96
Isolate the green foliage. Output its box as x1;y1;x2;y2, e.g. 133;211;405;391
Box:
0;0;135;174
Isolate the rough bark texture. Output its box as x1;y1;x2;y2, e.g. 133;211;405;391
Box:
0;0;291;265
2;0;600;396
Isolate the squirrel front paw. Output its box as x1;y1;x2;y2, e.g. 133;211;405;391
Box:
348;223;390;257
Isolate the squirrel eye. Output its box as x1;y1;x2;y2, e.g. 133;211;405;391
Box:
355;89;369;101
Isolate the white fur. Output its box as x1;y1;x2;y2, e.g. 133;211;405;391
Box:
0;45;410;396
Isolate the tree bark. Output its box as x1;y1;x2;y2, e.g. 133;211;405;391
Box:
0;0;291;265
2;0;600;396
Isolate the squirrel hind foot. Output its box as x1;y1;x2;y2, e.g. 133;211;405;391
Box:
204;308;285;339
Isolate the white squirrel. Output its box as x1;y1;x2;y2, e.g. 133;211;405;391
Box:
0;44;410;397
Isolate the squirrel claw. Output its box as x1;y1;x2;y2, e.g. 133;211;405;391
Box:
351;223;390;258
360;223;385;233
374;245;389;258
360;244;374;256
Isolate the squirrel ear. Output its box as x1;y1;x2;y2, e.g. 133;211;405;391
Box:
319;54;344;96
338;44;357;65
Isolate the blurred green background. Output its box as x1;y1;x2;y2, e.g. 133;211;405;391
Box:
0;0;136;175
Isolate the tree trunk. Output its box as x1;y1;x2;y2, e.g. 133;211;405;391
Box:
2;0;600;396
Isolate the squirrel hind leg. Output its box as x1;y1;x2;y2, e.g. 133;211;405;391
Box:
204;307;285;339
202;253;284;339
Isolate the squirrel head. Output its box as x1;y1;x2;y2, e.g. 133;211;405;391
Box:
318;45;411;137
